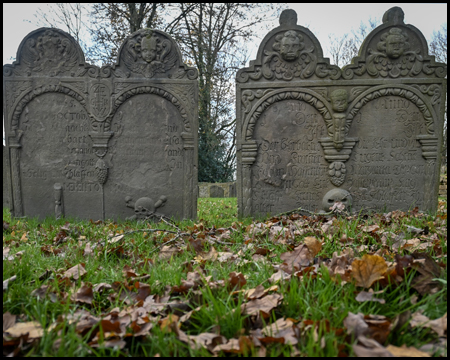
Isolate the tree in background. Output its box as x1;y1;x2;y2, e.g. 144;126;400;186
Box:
327;19;379;68
429;24;447;168
174;4;279;182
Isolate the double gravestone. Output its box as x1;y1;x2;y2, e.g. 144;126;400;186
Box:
3;28;198;221
236;7;447;217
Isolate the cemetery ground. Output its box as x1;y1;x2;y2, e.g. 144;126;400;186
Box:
3;197;447;357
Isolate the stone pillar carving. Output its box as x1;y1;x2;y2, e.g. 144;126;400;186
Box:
182;132;195;219
8;130;23;217
241;140;258;217
417;134;439;211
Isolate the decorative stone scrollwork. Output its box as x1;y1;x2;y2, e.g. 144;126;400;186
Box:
342;7;447;80
328;162;347;186
119;29;181;78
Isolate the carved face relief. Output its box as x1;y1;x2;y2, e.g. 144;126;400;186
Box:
141;35;158;63
330;90;348;113
279;31;302;61
322;189;352;212
386;35;405;59
377;28;409;59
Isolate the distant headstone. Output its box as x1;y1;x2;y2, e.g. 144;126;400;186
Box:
3;28;198;220
210;185;224;198
236;8;446;217
229;182;237;197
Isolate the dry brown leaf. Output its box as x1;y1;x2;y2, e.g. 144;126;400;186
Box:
304;237;322;258
410;311;447;337
159;245;181;260
180;331;226;351
217;252;235;263
71;283;94;305
241;293;283;316
159;314;179;333
3;275;17;291
212;338;241;353
245;285;266;300
83;243;94;257
63;263;87;280
4;321;44;339
362;224;380;233
352;344;394;357
268;269;291;284
261;317;298;345
385;344;431;357
343;312;368;337
3;312;16;332
352;255;387;288
228;272;247;290
280;244;312;270
355;291;386;304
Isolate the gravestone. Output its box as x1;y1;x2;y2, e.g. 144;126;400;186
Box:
3;28;198;221
229;182;237;198
210;185;225;198
236;7;446;217
3;146;11;209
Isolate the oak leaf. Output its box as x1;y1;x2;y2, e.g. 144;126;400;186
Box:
303;237;322;258
352;254;387;288
385;344;430;357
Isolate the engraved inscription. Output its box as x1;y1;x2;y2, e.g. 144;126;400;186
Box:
18;93;101;219
106;93;185;219
347;96;426;210
251;100;328;214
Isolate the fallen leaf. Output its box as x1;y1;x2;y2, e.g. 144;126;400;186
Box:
303;237;322;258
280;244;312;270
362;224;380;233
355;291;386;304
3;312;16;332
410;311;447;337
343;312;368;337
241;294;283;316
3;275;17;291
352;255;387;288
228;272;247;290
4;321;44;339
72;283;94;305
83;243;94;257
63;263;87;280
385;344;430;357
261;317;298;345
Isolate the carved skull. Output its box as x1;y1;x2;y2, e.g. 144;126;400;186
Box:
134;197;156;218
322;189;352;212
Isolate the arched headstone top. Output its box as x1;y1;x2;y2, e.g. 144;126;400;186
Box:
115;29;197;80
237;9;340;82
3;28;86;77
342;7;447;79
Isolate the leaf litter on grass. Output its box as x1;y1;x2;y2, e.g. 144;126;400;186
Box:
2;199;448;356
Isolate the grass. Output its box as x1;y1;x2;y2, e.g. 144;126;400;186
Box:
3;197;448;356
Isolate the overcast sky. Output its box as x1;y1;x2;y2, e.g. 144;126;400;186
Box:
3;3;447;67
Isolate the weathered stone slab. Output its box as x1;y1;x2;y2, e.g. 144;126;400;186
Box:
236;7;446;217
210;185;225;198
229;182;237;197
3;28;198;221
3;146;11;209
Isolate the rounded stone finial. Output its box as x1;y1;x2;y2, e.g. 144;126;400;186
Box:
382;7;405;25
279;9;297;26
